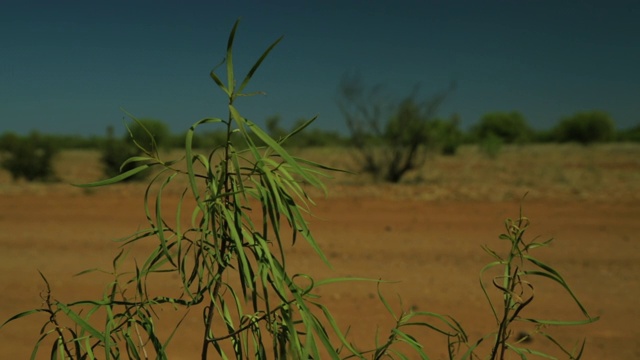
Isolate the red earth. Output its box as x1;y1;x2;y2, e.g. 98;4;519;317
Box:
1;145;639;358
0;184;638;359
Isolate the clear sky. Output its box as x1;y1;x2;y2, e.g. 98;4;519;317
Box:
2;0;639;136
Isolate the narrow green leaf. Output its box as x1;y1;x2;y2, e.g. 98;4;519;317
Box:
210;58;230;96
29;329;57;360
377;283;399;322
221;206;253;291
1;309;48;329
478;260;503;323
237;35;283;95
520;317;599;326
57;303;105;343
260;134;321;188
103;304;113;360
226;19;240;95
73;164;150;187
185;117;223;210
402;313;462;337
393;329;428;358
314;301;365;357
120;155;153;169
155;172;178;267
523;261;594;319
293;156;351;174
505;342;556;359
124;333;140;359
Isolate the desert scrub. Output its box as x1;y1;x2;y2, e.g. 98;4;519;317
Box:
554;110;616;145
0;131;59;181
1;20;598;360
100;125;143;181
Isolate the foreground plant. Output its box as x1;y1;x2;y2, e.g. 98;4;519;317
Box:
2;20;356;359
466;207;599;359
1;20;597;360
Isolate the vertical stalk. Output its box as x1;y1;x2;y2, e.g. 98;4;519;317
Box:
490;220;520;360
201;94;235;359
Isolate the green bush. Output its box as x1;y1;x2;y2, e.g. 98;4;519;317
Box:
479;132;503;158
265;114;287;140
473;111;533;144
100;126;145;181
125;118;171;151
616;123;640;142
0;131;59;181
45;134;106;149
531;128;556;143
286;119;348;148
429;114;463;155
0;132;21;152
100;119;170;181
174;129;229;149
554;110;615;144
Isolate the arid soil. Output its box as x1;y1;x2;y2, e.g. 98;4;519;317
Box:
1;145;639;359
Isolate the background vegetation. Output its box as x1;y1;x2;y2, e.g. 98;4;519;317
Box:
0;131;59;181
1;107;636;184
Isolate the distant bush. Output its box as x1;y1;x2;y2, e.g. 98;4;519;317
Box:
172;129;227;149
338;73;454;183
288;120;348;148
0;132;20;152
0;131;59;181
616;123;640;142
100;126;145;181
265;115;288;141
2;132;108;151
99;119;171;181
125;118;171;151
531;128;556;143
46;134;106;149
473;111;532;144
554;110;615;144
428;115;463;155
479;132;503;158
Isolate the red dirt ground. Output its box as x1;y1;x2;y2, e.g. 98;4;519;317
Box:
1;145;639;358
1;185;638;359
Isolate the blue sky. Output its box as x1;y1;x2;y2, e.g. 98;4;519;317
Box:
1;1;639;136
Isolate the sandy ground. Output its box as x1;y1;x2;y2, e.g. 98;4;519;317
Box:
0;145;639;358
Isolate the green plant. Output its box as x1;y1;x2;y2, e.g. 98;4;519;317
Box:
0;20;366;360
473;207;599;359
2;21;598;360
0;131;59;181
554;110;615;145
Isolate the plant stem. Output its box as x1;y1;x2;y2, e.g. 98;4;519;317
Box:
201;105;235;359
489;225;521;360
